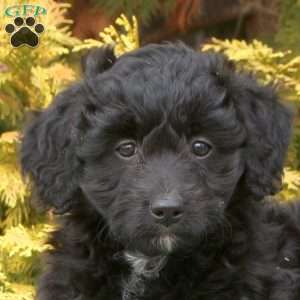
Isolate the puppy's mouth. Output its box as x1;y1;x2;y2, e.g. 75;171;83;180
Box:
131;230;180;257
134;226;205;257
121;223;199;257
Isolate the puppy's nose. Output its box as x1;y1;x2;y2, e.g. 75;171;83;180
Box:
150;195;184;226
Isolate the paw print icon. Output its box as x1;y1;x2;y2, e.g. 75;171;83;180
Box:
5;17;44;48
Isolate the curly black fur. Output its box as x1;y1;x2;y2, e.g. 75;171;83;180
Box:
21;43;300;300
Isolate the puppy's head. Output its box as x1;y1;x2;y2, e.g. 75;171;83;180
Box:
21;44;292;256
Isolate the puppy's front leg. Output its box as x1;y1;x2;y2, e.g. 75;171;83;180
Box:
36;275;76;300
36;269;85;300
36;268;109;300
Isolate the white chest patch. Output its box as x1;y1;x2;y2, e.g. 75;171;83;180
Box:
122;252;168;300
124;251;167;278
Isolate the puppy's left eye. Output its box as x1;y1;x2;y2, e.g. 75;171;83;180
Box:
192;140;212;157
116;141;137;158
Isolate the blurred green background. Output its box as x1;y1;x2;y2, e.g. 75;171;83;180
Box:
0;0;300;299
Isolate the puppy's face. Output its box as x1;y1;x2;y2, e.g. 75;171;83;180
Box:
78;48;246;256
22;45;291;258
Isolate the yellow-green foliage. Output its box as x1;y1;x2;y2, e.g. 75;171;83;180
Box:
0;1;80;299
203;38;300;99
73;14;139;56
283;168;300;199
0;0;79;118
0;4;140;299
203;38;300;199
0;225;51;281
0;0;79;210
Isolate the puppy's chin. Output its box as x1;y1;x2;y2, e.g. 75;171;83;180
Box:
116;223;204;257
151;234;178;253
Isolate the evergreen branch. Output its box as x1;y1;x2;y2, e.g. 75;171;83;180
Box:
203;38;300;99
73;14;139;56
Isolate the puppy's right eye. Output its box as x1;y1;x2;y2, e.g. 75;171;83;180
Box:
191;140;212;157
116;141;137;158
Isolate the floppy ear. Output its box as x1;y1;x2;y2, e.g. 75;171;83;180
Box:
234;78;293;199
21;47;117;213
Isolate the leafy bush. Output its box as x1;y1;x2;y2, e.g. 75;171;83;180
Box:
0;0;79;298
0;2;139;298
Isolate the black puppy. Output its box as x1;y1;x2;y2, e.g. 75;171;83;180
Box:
21;43;300;300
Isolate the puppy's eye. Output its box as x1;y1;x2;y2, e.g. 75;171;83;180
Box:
116;141;137;158
192;140;212;157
